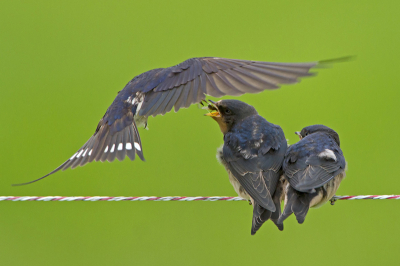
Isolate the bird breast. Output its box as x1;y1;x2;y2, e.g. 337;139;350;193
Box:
216;145;250;200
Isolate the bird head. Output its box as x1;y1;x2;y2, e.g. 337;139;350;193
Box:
205;99;258;134
295;124;340;146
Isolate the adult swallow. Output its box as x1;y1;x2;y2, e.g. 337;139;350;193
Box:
206;99;287;235
15;57;340;185
278;125;347;225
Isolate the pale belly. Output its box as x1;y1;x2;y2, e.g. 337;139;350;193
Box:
216;144;251;201
134;115;148;129
310;172;346;208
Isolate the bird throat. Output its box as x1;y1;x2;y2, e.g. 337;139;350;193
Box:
212;116;229;134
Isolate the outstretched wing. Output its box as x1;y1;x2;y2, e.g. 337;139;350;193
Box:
137;57;325;117
284;147;346;192
16;56;341;185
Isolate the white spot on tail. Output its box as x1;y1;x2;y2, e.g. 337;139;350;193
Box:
88;149;93;156
134;142;141;151
118;143;123;150
126;143;132;150
70;153;78;160
76;150;84;158
318;149;337;161
110;144;115;153
104;146;109;153
82;148;88;157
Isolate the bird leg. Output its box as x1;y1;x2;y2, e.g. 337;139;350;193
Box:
330;196;337;205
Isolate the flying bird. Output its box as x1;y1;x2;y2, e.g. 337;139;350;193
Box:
15;57;340;185
278;125;347;225
206;99;287;235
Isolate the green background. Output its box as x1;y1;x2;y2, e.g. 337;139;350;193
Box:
1;0;399;265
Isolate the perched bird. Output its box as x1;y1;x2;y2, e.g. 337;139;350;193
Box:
278;125;347;225
15;57;337;185
206;99;287;235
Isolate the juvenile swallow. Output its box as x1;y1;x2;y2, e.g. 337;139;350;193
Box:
15;57;340;185
278;125;347;225
206;99;287;235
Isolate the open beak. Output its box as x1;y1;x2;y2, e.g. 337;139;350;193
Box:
295;131;302;140
205;111;221;117
204;100;221;117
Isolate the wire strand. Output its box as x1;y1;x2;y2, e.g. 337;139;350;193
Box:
0;195;399;202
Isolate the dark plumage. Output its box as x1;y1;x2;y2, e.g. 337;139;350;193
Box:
207;100;287;235
15;57;332;185
278;125;347;225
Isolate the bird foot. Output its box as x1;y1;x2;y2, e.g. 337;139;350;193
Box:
248;200;252;206
330;196;337;205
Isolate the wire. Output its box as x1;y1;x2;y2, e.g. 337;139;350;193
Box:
0;195;399;202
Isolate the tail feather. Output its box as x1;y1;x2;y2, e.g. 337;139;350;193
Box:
278;186;315;225
100;133;113;162
131;121;145;161
269;177;286;230
106;133;118;162
12;120;144;186
115;131;125;161
126;126;136;160
251;177;286;235
251;203;272;235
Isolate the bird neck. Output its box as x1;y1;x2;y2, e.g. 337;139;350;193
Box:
212;116;230;134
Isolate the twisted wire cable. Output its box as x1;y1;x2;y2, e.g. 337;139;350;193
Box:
0;195;399;202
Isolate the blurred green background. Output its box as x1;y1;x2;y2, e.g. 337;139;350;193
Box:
1;0;400;265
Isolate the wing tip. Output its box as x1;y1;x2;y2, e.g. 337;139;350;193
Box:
315;55;356;68
259;199;276;212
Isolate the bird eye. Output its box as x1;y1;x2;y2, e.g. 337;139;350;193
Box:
225;108;231;114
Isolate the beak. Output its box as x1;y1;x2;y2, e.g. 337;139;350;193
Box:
295;131;302;140
204;100;221;117
204;111;221;117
